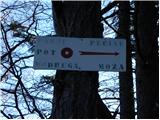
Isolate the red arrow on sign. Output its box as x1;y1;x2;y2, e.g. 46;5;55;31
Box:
79;51;119;56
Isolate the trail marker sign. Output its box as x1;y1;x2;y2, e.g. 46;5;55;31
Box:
33;37;126;71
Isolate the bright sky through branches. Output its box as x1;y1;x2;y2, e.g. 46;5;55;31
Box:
0;0;123;118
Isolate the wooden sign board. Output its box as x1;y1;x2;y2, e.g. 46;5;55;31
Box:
33;37;126;72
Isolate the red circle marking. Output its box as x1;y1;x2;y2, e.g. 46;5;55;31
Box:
61;47;73;59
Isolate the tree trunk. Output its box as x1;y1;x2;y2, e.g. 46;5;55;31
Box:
50;1;113;119
117;1;135;118
135;1;159;118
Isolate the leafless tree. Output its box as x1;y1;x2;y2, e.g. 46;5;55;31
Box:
1;0;54;118
0;0;139;119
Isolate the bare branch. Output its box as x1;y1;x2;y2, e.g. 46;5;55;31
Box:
101;16;121;36
101;1;118;15
14;80;25;119
103;10;118;20
1;110;11;119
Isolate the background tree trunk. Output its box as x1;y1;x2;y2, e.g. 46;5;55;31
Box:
135;1;159;118
117;1;135;118
50;1;113;119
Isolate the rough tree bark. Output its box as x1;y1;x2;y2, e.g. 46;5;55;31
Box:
50;1;113;119
135;1;159;118
117;1;135;118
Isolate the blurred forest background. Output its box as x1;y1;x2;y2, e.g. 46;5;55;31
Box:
0;0;159;119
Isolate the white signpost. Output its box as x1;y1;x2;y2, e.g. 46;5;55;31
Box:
33;36;126;72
